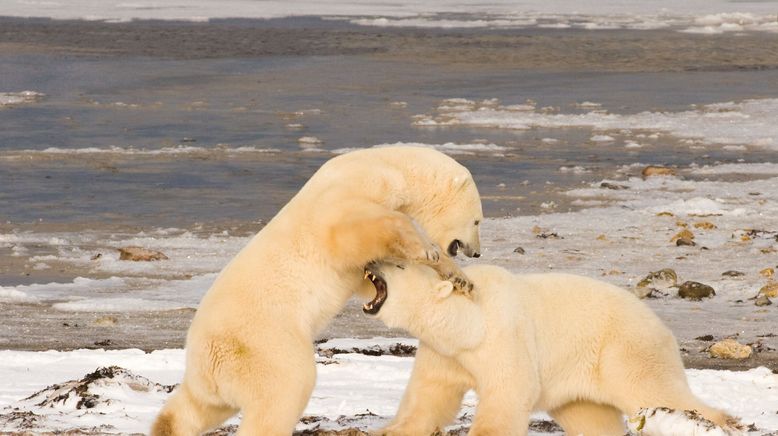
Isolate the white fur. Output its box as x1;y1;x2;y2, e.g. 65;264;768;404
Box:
372;264;739;436
151;147;483;435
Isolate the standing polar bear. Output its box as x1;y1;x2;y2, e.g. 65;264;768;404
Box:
365;262;739;436
152;147;483;435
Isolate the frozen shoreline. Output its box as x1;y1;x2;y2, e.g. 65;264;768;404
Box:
0;340;776;434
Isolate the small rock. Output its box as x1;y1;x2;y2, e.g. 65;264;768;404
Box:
656;211;675;217
759;282;778;298
642;166;676;177
695;334;715;341
760;267;774;279
94;316;118;327
513;247;525;254
90;253;102;261
118;246;168;261
635;269;677;298
675;237;696;247
721;270;745;277
693;221;717;230
755;295;773;307
671;229;695;243
709;339;752;360
596;234;607;241
677;281;715;300
637;269;678;289
600;182;628;190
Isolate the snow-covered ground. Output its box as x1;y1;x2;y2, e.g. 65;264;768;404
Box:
0;339;775;434
1;0;778;34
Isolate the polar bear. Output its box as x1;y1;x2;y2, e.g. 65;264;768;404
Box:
364;262;739;436
152;147;483;435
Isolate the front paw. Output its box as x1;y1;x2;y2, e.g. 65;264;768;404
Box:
446;273;474;295
424;244;441;263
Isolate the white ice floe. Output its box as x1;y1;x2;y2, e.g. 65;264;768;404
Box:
2;0;778;34
332;141;507;156
415;98;778;151
0;341;775;434
591;134;615;142
0;91;45;107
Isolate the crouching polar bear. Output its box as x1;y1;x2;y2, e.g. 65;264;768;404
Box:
152;147;483;435
364;263;740;436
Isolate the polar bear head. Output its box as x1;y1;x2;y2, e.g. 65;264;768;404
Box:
363;261;485;356
426;173;483;260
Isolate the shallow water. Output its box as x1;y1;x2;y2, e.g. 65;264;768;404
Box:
3;50;778;224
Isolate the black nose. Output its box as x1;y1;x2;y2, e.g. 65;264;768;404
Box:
472;252;480;258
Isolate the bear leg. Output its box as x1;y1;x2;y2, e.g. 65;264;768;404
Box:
379;344;472;435
151;382;237;436
601;334;736;429
549;400;625;436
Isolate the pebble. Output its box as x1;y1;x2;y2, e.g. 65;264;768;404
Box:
676;237;696;247
760;267;774;279
635;269;677;299
642;166;676;177
671;229;695;243
118;246;168;261
721;270;745;277
755;295;772;307
600;182;628;190
759;282;778;298
94;316;118;327
677;281;715;300
693;221;717;230
513;247;525;254
709;339;753;360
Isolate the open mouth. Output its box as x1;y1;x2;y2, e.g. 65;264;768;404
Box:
362;266;388;315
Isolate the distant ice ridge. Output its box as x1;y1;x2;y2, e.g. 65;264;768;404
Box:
2;0;778;34
415;98;778;151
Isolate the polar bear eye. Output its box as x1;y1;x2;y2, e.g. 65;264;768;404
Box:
396;264;405;270
474;220;480;226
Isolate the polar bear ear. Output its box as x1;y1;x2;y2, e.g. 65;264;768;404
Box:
434;281;455;300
